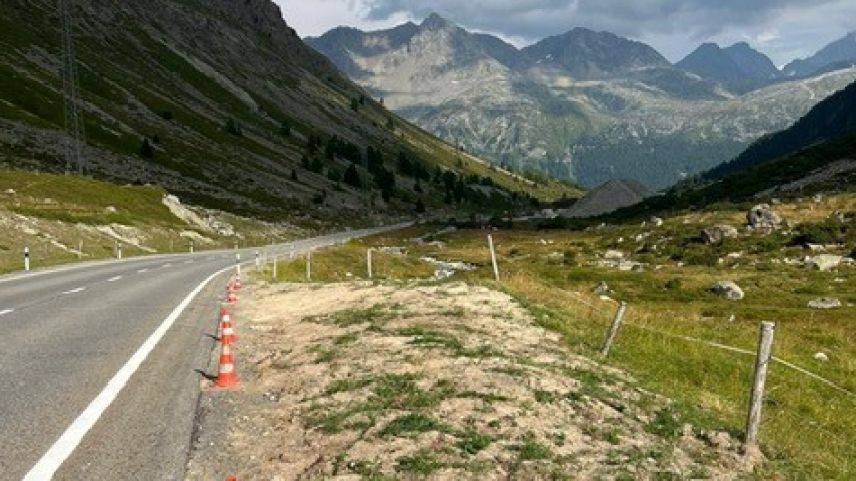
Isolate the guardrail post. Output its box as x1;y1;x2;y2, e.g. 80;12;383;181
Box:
24;246;30;271
745;321;776;449
602;302;628;357
488;234;500;281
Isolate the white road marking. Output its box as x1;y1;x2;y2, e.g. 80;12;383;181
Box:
0;308;14;317
137;268;149;273
107;276;122;282
184;260;194;264
62;287;86;295
161;263;172;268
22;264;236;481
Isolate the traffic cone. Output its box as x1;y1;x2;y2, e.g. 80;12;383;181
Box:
214;342;238;388
234;276;242;290
226;289;237;305
220;310;237;344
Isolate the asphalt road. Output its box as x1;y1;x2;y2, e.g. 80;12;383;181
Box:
1;225;405;480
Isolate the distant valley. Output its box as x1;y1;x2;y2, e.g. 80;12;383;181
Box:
308;15;856;189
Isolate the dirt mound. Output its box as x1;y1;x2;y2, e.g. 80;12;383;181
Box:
186;282;754;480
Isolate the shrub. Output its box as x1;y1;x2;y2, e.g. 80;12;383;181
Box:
139;138;155;159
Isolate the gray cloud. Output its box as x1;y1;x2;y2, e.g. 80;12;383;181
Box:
357;0;856;64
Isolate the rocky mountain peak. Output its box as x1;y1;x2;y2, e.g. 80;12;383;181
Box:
421;13;455;31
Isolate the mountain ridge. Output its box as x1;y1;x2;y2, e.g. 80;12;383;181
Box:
308;14;856;189
0;0;573;225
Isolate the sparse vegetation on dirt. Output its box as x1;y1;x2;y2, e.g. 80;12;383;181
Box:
188;282;755;480
196;194;856;479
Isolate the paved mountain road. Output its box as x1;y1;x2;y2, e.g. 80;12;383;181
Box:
1;226;404;480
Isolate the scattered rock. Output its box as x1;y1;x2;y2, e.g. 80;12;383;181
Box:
593;281;612;296
711;281;745;300
3;188;15;195
808;297;842;310
701;224;739;244
604;250;624;260
650;216;664;227
104;205;117;213
747;204;782;229
546;252;564;265
814;352;829;362
703;430;733;450
806;254;843;271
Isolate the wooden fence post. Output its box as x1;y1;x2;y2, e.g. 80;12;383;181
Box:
745;321;776;448
488;234;500;281
602;302;628;357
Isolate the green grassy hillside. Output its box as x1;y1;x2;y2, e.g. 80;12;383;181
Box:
0;0;577;225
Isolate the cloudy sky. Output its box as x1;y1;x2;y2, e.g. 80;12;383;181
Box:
275;0;856;66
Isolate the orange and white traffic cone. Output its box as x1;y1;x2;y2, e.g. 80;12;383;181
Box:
214;342;238;388
234;276;242;290
226;289;237;305
220;310;237;344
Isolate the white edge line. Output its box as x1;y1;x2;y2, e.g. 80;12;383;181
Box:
22;264;234;481
62;287;86;295
107;276;122;282
0;308;13;316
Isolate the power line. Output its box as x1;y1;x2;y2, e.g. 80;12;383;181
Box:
58;0;86;175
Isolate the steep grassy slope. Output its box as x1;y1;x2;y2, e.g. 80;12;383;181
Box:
707;79;856;180
0;170;306;274
0;0;575;224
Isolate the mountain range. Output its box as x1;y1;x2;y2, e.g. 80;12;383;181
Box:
308;15;856;189
0;1;570;224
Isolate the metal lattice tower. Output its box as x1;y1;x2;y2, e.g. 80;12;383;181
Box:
58;0;86;175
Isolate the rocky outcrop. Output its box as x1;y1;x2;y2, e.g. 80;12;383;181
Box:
701;225;739;244
806;255;843;271
711;281;745;300
748;204;783;229
808;297;842;309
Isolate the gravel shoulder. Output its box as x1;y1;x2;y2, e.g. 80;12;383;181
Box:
186;281;757;480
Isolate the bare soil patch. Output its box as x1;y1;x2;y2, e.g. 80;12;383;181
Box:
186;282;756;480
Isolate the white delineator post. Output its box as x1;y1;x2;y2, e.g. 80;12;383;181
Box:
255;250;260;271
189;240;194;254
367;248;373;279
272;256;278;280
602;302;628;357
488;234;500;281
24;246;30;271
77;240;83;259
235;253;241;277
745;321;776;449
306;250;312;282
117;242;122;260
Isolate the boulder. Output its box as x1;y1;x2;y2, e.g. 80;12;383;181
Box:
806;255;843;271
701;225;739;244
814;352;829;362
747;204;782;229
808;297;842;310
711;281;744;300
604;250;624;260
650;216;664;227
593;281;611;296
